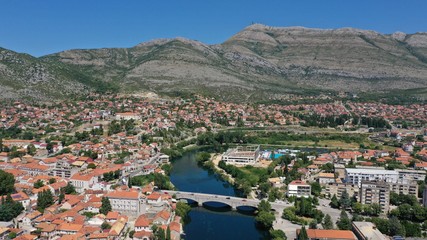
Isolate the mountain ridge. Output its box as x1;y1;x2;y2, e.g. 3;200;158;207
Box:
1;24;427;102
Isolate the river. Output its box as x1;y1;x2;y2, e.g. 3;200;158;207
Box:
169;150;269;240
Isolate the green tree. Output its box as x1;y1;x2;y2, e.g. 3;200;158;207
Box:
175;202;191;219
258;200;272;212
63;182;76;194
269;229;287;240
255;211;275;229
0;170;15;195
310;182;322;196
37;190;54;212
309;219;318;229
100;197;112;215
336;210;351;230
330;194;339;208
322;214;333;229
58;192;65;204
101;221;111;230
339;190;351;209
33;179;44;189
87;163;97;169
8;232;17;239
388;217;405;236
298;225;309;240
49;178;56;184
166;226;171;240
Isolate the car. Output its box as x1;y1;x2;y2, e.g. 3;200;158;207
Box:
164;192;168;194
226;197;230;199
242;199;247;202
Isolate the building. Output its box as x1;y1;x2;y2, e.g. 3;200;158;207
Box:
49;158;78;179
359;181;390;213
318;173;336;185
70;172;97;193
296;229;357;240
287;180;311;198
395;169;426;184
115;112;141;120
221;145;260;165
345;168;398;187
106;190;144;216
352;221;387;240
389;182;418;197
324;183;359;201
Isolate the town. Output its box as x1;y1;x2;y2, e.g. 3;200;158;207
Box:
0;93;426;240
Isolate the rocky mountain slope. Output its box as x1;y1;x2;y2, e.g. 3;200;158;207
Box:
2;24;427;101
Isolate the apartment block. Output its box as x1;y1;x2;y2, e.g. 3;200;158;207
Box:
360;181;390;213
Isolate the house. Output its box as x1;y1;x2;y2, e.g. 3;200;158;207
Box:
146;192;163;206
56;223;83;236
134;214;151;232
153;209;172;225
287;180;311;198
70;172;97;193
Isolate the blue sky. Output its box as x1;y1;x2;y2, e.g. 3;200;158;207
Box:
1;0;426;57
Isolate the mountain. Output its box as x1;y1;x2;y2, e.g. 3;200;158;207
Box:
2;24;427;102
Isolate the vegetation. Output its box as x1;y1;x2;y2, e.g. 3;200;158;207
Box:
0;194;24;221
63;182;77;195
130;173;174;190
100;197;112;215
0;170;15;195
37;190;54;212
255;200;275;229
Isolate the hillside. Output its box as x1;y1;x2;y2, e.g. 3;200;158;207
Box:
2;24;427;102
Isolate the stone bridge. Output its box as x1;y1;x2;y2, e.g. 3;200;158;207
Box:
160;190;289;212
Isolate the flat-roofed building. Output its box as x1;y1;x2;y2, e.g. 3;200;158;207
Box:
389;182;418;197
287;180;311;198
360;181;390;213
345;168;398;187
395;169;426;184
324;183;359;201
221;145;260;165
352;221;387;240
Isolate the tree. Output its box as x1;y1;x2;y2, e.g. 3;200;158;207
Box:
309;219;318;229
0;194;24;222
58;192;65;204
322;214;333;229
33;179;44;189
166;226;171;240
298;225;309;240
339;190;351;209
87;163;96;169
269;229;287;240
388;217;405;236
0;170;15;195
311;182;322;196
330;194;339;209
100;197;112;215
37;190;54;212
49;178;56;184
175;202;191;218
8;232;17;239
258;200;272;212
63;182;76;194
101;221;111;230
255;211;275;229
336;210;351;230
26;144;36;155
